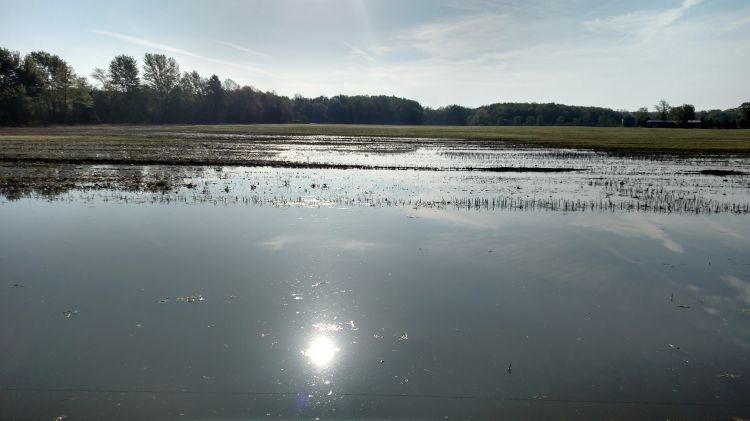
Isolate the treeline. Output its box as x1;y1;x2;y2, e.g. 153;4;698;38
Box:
1;47;748;128
427;103;623;127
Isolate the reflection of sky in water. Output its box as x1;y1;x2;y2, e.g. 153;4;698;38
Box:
572;214;685;253
1;199;749;419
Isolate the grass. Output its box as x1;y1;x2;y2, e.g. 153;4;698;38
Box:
1;124;750;153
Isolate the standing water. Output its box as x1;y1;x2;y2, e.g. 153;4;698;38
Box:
1;139;749;420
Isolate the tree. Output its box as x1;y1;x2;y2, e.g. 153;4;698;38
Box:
0;48;21;93
655;99;671;120
260;92;293;123
108;55;139;93
635;107;650;125
202;74;224;122
468;108;490;126
27;51;77;121
740;102;750;128
670;104;695;126
0;48;27;124
142;53;179;94
90;67;111;90
68;75;96;123
223;78;240;91
225;86;263;123
180;70;205;95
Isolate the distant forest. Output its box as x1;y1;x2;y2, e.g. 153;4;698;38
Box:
1;48;749;128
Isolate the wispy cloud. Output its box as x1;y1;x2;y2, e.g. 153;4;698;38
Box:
259;235;382;252
91;29;274;77
220;41;272;59
259;235;295;252
392;13;515;59
344;42;376;62
722;14;750;33
572;216;684;254
584;0;703;43
407;208;504;229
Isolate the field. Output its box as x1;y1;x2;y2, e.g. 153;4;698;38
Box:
2;124;750;155
1;123;748;213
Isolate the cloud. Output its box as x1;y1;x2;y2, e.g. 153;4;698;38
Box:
259;235;295;251
220;41;272;59
91;29;274;77
704;307;721;316
723;276;750;305
703;220;750;242
344;42;376;62
405;208;504;230
259;235;381;252
391;13;515;59
583;0;703;43
268;0;743;109
722;14;750;33
572;216;684;254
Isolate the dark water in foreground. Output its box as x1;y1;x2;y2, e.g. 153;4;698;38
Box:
1;199;750;420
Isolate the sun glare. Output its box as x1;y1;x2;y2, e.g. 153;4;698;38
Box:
303;336;339;368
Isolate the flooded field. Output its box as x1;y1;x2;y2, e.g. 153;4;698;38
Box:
1;135;750;419
2;134;749;213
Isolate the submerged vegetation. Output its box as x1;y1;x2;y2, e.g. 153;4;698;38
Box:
2;47;749;129
1;135;748;214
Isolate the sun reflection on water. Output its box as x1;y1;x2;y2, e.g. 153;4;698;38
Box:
302;336;339;368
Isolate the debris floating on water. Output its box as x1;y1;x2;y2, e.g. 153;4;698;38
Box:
399;332;409;341
716;373;741;379
176;294;204;303
61;310;78;318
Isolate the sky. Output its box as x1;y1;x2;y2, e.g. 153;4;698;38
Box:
1;0;749;110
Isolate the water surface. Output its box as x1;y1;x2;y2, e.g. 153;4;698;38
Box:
2;198;749;420
2;139;750;419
